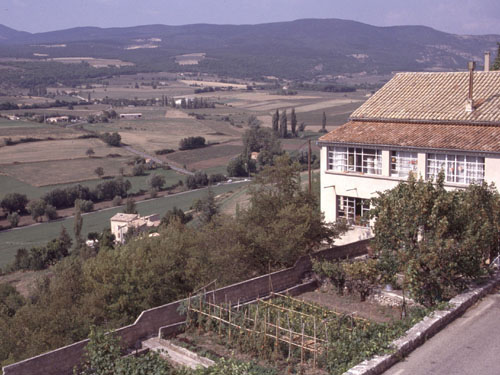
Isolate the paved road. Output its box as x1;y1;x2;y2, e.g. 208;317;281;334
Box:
122;145;194;175
384;290;500;375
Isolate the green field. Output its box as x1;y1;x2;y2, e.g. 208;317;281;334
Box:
0;169;184;199
0;182;249;270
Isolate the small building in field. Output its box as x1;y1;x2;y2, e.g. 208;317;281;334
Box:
119;113;143;119
110;212;161;244
46;116;69;123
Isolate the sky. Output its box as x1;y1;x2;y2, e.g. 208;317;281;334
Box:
1;0;500;35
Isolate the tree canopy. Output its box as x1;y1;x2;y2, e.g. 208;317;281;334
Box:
370;173;500;306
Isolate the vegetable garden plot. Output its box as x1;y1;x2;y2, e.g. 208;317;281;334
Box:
183;292;424;374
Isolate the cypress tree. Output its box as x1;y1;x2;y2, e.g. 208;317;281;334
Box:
280;110;288;138
319;111;327;133
272;109;279;134
291;108;297;137
493;42;500;71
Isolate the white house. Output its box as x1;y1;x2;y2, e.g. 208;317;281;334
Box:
119;113;142;119
319;63;500;244
110;212;161;244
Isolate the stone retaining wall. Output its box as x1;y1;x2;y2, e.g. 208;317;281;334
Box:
3;239;370;375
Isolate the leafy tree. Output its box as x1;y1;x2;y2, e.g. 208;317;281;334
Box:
100;132;121;147
112;196;122;207
94;167;104;178
319;111;327;133
27;199;47;222
132;164;145;176
227;155;256;177
148;174;166;190
74;203;83;249
290;108;297;137
279;109;287;138
58;226;72;251
179;136;206;150
124;198;137;214
161;206;193;226
343;259;379;301
493;42;500;71
85;148;95;158
0;283;25;318
186;171;209;189
7;212;20;228
371;173;500;306
272;109;279;135
1;193;28;214
312;259;346;295
75;199;94;213
44;204;58;221
237;154;346;272
194;189;218;224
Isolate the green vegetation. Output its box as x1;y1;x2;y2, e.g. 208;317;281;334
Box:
0;156;337;367
371;173;499;306
0;183;244;269
76;326;275;375
185;294;427;375
179;136;206;150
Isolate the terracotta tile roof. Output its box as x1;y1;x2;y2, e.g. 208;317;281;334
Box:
351;71;500;124
318;121;500;153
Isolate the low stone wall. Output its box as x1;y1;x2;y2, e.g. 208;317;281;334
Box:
2;239;370;375
343;271;500;375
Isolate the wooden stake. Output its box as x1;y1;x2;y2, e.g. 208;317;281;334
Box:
301;322;305;366
228;301;232;341
313;317;317;369
287;313;292;359
219;303;222;336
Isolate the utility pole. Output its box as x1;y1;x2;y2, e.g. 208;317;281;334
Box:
308;139;312;194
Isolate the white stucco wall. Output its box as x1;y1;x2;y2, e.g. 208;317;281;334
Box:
320;145;500;243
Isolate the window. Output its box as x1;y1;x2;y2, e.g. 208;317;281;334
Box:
427;154;484;184
337;196;370;227
391;151;418;178
327;147;382;175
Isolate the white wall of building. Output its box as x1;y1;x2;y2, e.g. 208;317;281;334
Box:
320;145;500;243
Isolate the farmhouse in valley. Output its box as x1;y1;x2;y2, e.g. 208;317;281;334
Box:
110;212;161;243
119;113;142;119
319;59;500;242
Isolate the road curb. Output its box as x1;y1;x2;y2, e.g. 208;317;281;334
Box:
343;271;500;375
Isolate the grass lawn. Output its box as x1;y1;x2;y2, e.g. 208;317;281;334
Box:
0;182;249;270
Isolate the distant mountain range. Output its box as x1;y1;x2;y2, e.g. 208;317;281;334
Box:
0;19;498;79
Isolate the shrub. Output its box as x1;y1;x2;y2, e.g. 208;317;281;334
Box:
75;199;94;213
7;212;20;228
179;136;206;150
44;204;58;221
27;200;47;222
148;174;166;190
99;132;121;147
154;149;175;155
1;193;28;214
132;164;146;176
112;196;122;207
186;171;208;189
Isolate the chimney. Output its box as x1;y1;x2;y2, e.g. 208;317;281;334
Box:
485;51;491;72
465;61;476;113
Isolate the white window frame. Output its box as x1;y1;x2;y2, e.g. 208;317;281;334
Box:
327;146;382;175
337;196;371;227
427;153;485;184
391;151;418;178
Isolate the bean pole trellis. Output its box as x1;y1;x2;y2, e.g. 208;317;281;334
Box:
185;292;369;369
